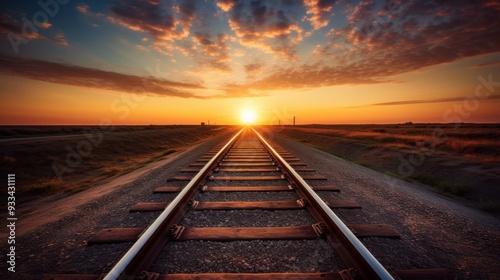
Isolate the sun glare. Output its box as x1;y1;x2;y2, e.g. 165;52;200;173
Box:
241;110;257;124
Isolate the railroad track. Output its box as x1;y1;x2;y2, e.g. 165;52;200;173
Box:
43;127;453;280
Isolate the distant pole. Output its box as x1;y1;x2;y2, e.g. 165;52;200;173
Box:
293;116;295;126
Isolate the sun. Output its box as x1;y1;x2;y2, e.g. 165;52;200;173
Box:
241;110;257;124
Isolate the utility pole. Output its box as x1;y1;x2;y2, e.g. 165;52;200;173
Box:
293;116;295;126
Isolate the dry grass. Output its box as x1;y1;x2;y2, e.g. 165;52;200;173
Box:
290;125;500;162
101;166;124;176
0;125;232;204
269;124;500;214
3;155;17;164
444;138;499;155
26;178;64;195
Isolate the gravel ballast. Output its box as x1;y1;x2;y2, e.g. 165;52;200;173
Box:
151;239;345;274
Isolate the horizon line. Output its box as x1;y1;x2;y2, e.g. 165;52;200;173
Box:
1;122;500;126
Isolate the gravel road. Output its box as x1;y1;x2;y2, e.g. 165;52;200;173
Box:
2;129;498;280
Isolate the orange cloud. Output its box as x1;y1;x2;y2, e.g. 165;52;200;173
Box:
216;0;236;12
303;0;336;30
191;32;231;72
244;62;264;74
76;3;104;18
53;32;69;46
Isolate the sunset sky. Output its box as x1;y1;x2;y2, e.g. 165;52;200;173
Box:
0;0;499;125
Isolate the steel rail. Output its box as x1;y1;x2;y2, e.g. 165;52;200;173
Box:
253;128;394;280
103;127;245;280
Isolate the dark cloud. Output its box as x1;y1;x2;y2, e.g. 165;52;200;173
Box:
0;12;67;50
177;0;197;37
0;56;207;99
0;13;24;35
107;0;197;55
108;0;177;39
222;0;303;60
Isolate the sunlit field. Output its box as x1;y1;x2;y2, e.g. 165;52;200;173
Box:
269;123;500;213
0;125;233;204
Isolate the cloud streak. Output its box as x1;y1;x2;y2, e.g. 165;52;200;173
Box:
342;94;500;108
0;56;207;99
372;95;500;106
472;61;500;69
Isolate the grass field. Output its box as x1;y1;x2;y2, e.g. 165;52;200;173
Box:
0;125;232;205
270;123;500;213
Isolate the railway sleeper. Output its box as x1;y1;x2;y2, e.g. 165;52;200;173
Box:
206;174;327;181
178;167;316;173
87;223;400;245
153;185;340;193
128;199;360;212
42;269;456;280
41;269;456;280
